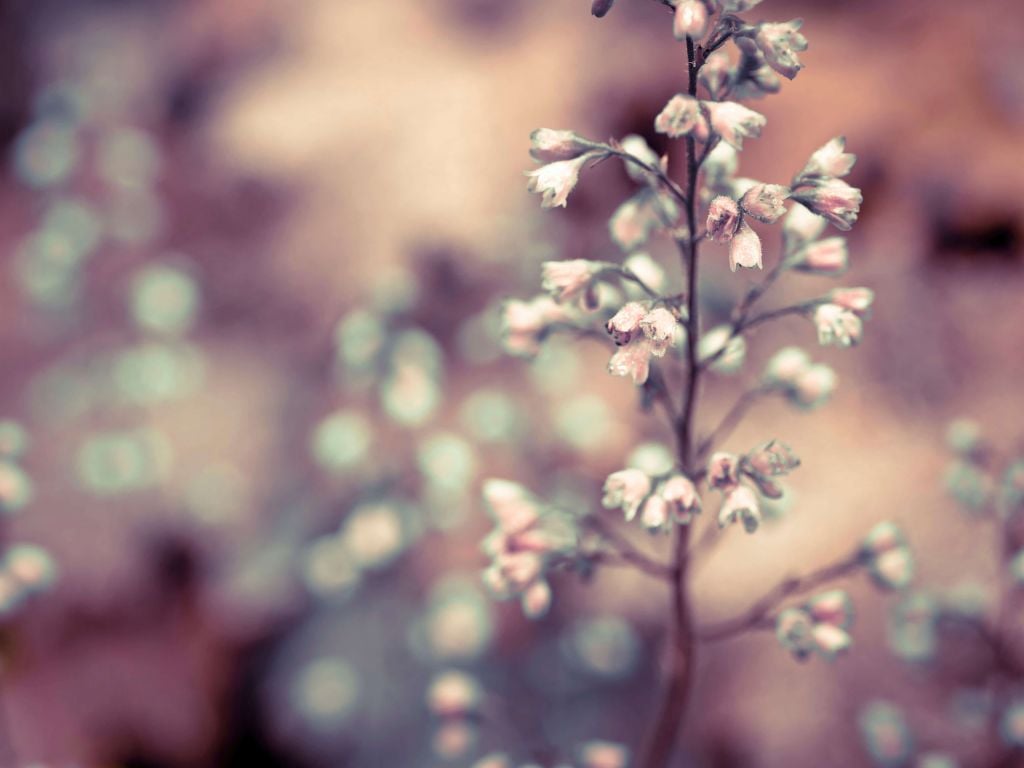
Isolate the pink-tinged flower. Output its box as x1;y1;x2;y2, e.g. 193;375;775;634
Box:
520;579;552;619
529;129;596;163
792;362;837;409
673;0;709;41
609;192;670;251
755;20;808;80
605;301;648;345
541;259;604;305
729;224;763;272
861;521;914;591
654;94;708;140
607;337;654;385
483;479;540;535
829;286;874;315
500;296;568;357
491;550;543;590
472;755;512;768
703;101;767;150
699;50;731;99
640;307;678;356
791;237;849;275
776;607;815;660
792;178;862;231
797;136;856;180
745;440;800;478
427;670;481;717
623;253;668;295
640;494;670;531
763;346;811;385
620;134;661;184
526;152;596;209
707;196;741;243
782;204;827;250
813;303;862;347
661;474;701;523
718;483;761;532
740;184;789;223
708;452;740;490
811;622;852;660
602;468;652;521
699;325;747;373
806;589;855;630
578;740;630;768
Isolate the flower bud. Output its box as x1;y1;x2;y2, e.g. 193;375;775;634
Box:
607;337;654;385
811;622;852;660
792;178;863;231
829;286;874;315
706;196;741;243
717;484;761;532
602;468;652;521
797;136;856;181
703;101;767;150
673;0;709;41
806;589;854;630
763;346;811;386
530;129;596;163
754;20;808;80
745;440;800;477
729;223;763;272
792;363;837;409
860;702;913;767
640;494;670;531
660;474;701;524
707;452;740;489
740;184;789;223
790;237;848;275
605;302;648;346
521;578;552;619
427;670;482;717
541;259;605;305
526;152;598;209
813;303;862;348
654;94;708;140
640;307;678;356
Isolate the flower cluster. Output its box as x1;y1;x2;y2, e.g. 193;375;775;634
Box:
602;469;701;531
707;442;799;533
775;589;855;662
606;302;681;385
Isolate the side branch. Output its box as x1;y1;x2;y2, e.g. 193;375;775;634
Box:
697;553;863;642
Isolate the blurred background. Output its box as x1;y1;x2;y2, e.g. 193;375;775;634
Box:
0;0;1022;765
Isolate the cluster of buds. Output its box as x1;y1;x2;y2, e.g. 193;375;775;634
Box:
605;302;681;385
426;670;483;760
480;480;578;619
602;469;701;531
708;442;799;533
859;521;914;591
775;589;855;662
761;346;837;409
812;287;875;348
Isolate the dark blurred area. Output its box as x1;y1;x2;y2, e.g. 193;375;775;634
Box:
0;0;1021;766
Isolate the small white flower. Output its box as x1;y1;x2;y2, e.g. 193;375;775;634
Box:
620;134;660;185
602;468;652;521
791;237;849;275
718;484;761;533
661;474;701;523
521;579;552;619
607;337;655;385
654;94;708;140
541;259;604;305
640;307;678;356
792;363;837;409
707;452;740;490
640;494;670;531
529;129;596;163
763;346;811;386
699;325;747;373
755;20;808;80
811;622;852;660
797;136;856;181
673;0;709;40
706;196;741;243
740;184;789;223
813;303;862;347
500;296;568;358
806;589;855;630
728;223;763;272
526;152;596;209
605;301;649;346
703;101;767;150
829;286;874;315
782;204;827;251
792;178;863;231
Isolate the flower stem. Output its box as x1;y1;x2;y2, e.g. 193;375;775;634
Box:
638;34;701;768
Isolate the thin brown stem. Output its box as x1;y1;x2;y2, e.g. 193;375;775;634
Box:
697;553;863;642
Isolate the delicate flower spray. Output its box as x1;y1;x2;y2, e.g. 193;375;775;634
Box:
481;1;907;765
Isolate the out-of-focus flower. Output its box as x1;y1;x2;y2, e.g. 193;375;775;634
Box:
521;579;553;618
704;143;739;190
660;474;701;524
655;94;708;139
541;259;605;307
610;191;677;251
500;296;570;358
745;440;800;478
782;204;827;251
793;363;838;409
640;493;671;531
4;544;58;595
624;253;668;296
776;607;815;660
729;224;763;271
859;701;914;768
530;129;598;163
707;196;742;243
740;184;789;223
603;469;652;522
888;592;938;663
1001;699;1024;748
811;621;853;660
526;152;599;209
829;286;875;315
673;1;709;40
719;0;763;11
606;302;648;346
861;521;914;591
755;20;808;80
578;740;630;768
731;36;782;100
763;346;811;386
792;178;863;231
946;418;983;457
796;136;856;181
790;237;848;275
699;325;747;373
426;670;482;718
944;460;993;514
813;303;863;348
620;134;661;185
718;483;761;532
608;337;655;384
704;101;767;150
806;589;855;630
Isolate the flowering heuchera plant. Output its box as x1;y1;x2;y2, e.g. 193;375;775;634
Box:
477;1;909;765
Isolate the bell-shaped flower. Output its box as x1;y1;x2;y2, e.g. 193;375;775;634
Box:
605;301;648;346
708;452;740;490
792;178;863;231
640;494;671;531
806;589;855;630
813;303;862;348
729;223;763;271
654;94;708;140
660;474;702;524
640;307;679;356
755;20;808;80
718;483;761;532
740;184;789;223
782;204;827;252
703;101;767;150
530;129;598;163
707;196;741;243
796;136;856;181
602;468;652;522
861;521;914;591
608;337;654;384
745;440;800;478
526;151;600;209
